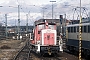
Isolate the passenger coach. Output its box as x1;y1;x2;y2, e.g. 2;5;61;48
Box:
66;22;90;58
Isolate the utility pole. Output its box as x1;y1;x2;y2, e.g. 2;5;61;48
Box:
43;8;44;19
15;19;17;36
64;14;66;36
15;19;16;32
26;14;28;33
79;0;82;60
42;7;47;19
18;5;20;40
50;1;56;22
5;14;7;40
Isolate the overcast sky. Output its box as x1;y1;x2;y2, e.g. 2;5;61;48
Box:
0;0;90;26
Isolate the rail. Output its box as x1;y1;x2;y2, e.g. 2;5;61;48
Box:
13;40;30;60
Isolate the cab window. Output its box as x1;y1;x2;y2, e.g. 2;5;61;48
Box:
48;25;55;29
38;24;45;30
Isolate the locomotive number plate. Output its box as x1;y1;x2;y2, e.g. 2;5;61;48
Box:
46;29;52;33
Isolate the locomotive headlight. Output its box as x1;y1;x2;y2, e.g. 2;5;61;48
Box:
37;41;40;52
46;23;48;26
37;41;40;45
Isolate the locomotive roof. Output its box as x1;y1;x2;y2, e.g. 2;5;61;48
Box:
67;22;90;27
35;22;56;25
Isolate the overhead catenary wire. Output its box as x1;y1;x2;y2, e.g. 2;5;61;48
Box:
20;6;35;26
16;0;60;19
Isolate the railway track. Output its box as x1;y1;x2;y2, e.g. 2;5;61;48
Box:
13;44;84;60
29;50;82;60
29;51;62;60
29;47;82;60
12;40;85;60
13;41;30;60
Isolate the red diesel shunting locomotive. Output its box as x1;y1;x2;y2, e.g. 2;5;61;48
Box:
30;20;63;55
